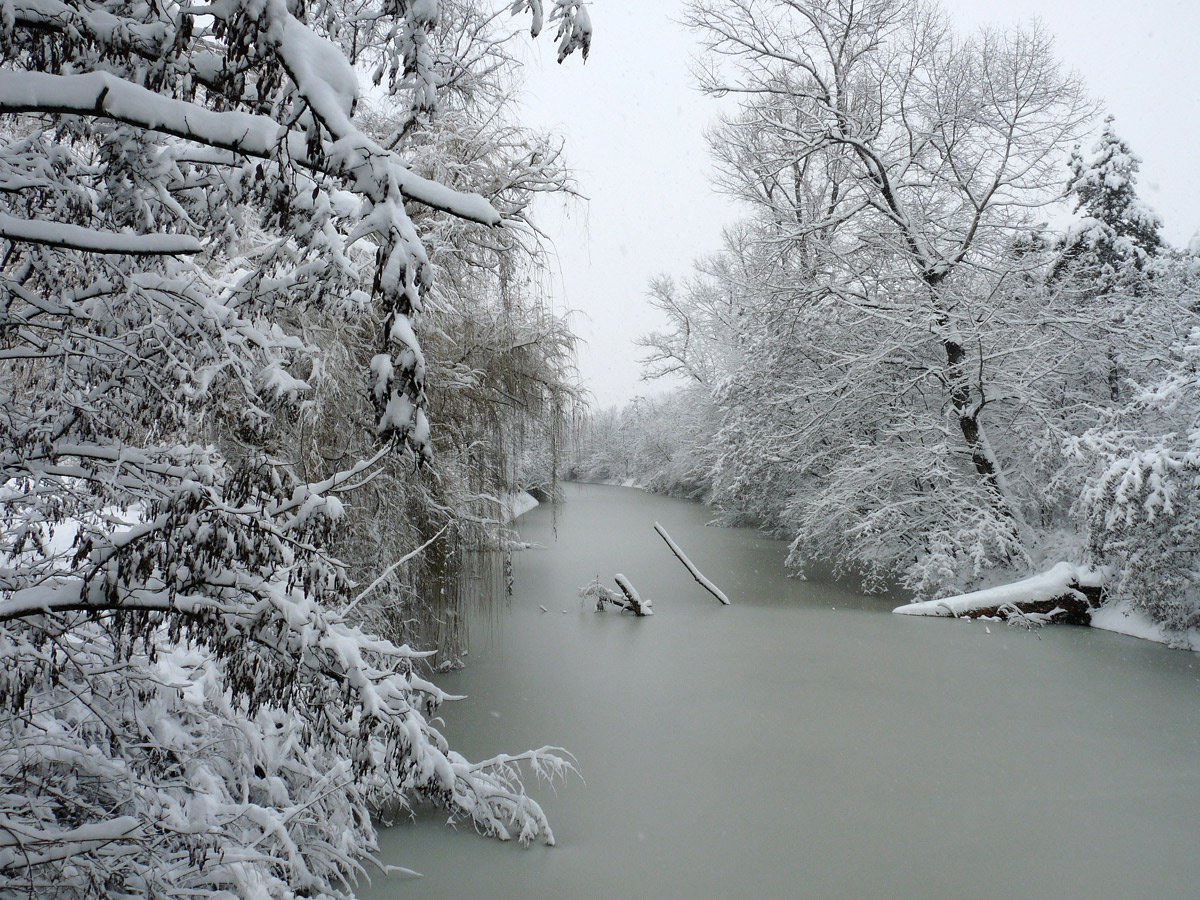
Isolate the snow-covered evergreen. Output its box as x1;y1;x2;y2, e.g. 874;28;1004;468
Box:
1056;116;1165;289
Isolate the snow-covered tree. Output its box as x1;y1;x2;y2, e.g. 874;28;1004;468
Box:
687;0;1093;510
1055;116;1164;290
668;0;1113;593
0;0;588;894
638;223;761;390
1069;320;1200;638
1049;121;1169;406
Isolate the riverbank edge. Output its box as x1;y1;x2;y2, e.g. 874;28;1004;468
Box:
501;491;539;522
894;562;1200;652
567;480;1200;654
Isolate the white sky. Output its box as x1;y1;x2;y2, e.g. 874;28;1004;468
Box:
515;0;1200;408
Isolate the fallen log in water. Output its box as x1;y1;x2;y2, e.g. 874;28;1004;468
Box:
653;522;731;605
579;576;653;616
892;562;1105;626
614;574;645;612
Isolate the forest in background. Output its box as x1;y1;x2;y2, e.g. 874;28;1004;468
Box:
572;0;1200;639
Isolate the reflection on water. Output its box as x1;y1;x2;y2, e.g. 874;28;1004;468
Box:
362;484;1200;900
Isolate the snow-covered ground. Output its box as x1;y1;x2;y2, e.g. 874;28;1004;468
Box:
1090;600;1200;651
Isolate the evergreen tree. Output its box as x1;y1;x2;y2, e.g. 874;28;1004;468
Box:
1056;116;1164;289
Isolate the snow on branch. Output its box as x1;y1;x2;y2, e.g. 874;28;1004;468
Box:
548;0;592;63
0;212;202;255
0;817;144;871
654;522;731;605
0;70;501;226
6;0;172;57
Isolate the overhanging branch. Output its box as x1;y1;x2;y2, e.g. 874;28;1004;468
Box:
0;213;203;255
0;70;501;226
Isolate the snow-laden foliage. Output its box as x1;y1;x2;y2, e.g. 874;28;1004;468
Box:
1;0;588;894
1070;325;1200;637
1047;117;1171;408
0;567;571;897
1055;116;1164;290
295;6;584;668
511;0;593;62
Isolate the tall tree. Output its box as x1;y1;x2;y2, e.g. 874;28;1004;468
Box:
687;0;1093;504
1051;119;1167;403
1055;115;1164;290
672;0;1112;592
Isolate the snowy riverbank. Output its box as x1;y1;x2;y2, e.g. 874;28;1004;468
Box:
1090;600;1200;651
894;562;1200;651
500;490;539;522
581;477;644;489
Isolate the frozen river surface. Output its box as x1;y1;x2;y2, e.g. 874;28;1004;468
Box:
363;484;1200;900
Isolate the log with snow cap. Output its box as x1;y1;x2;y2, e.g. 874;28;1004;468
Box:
653;522;731;605
892;562;1106;625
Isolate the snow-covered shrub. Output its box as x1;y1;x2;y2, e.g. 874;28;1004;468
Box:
781;439;1031;599
1070;326;1200;636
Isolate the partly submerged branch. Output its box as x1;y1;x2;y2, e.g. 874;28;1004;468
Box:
579;577;652;616
653;522;731;605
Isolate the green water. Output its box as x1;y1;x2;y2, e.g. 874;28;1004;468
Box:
361;484;1200;900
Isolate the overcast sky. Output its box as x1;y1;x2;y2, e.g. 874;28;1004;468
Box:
515;0;1200;408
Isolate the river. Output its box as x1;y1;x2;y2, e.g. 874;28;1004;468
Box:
361;483;1200;900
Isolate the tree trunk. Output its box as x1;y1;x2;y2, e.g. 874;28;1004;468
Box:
943;336;1000;484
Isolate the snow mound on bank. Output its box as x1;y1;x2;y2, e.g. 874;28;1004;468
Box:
501;491;539;522
1091;600;1200;651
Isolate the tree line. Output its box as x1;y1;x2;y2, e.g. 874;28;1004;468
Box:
573;0;1200;637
